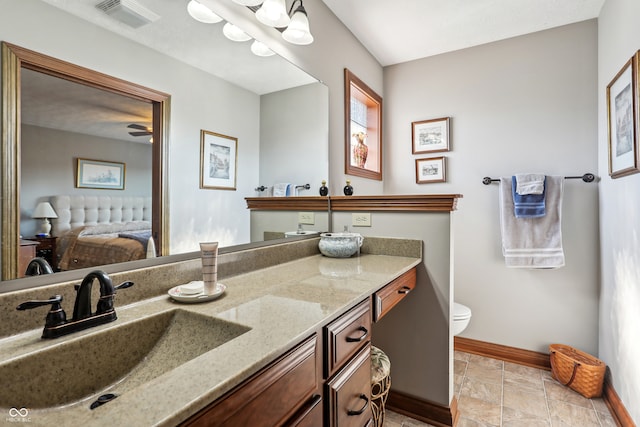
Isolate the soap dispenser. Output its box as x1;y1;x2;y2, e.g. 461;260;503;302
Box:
319;180;329;196
343;180;354;196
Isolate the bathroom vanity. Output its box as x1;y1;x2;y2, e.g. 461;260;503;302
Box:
0;238;420;426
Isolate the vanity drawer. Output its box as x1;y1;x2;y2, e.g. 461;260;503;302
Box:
373;267;416;322
325;343;372;427
324;299;371;379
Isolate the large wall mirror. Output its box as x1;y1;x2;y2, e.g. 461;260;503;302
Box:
0;0;328;286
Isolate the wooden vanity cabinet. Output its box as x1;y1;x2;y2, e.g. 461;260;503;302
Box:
324;299;373;427
373;268;416;322
182;267;417;427
182;334;319;427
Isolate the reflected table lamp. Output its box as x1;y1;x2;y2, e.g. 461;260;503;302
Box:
32;202;58;237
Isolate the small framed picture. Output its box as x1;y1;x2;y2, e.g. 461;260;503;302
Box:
412;117;450;154
416;156;446;184
200;130;238;190
607;54;639;178
76;158;125;190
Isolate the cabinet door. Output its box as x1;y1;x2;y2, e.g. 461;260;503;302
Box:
183;335;317;427
325;344;372;427
325;299;371;378
373;267;416;321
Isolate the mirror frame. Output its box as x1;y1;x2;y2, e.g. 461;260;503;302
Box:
1;42;170;280
344;68;383;181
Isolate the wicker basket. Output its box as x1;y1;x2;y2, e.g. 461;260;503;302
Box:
549;344;606;398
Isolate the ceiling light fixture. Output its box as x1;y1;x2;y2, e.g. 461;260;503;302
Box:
187;0;223;23
281;0;313;45
255;0;290;28
223;22;252;42
250;40;275;57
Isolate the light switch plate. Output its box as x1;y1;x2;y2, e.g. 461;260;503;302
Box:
352;213;371;227
298;212;315;225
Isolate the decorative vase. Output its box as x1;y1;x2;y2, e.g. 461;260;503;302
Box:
343;180;354;196
319;180;329;196
352;132;368;168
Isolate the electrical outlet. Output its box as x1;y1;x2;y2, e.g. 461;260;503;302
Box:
352;213;371;227
298;212;315;225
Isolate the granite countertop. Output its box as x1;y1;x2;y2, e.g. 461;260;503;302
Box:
0;253;420;426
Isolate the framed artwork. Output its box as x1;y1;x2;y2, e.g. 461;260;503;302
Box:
200;130;237;190
412;117;450;154
344;68;383;181
607;54;639;178
415;156;446;184
76;158;125;190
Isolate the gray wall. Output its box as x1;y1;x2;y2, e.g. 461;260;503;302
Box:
20;125;152;237
384;21;600;356
259;82;329;192
598;0;640;421
346;212;453;406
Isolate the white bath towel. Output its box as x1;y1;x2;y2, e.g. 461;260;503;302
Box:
515;173;545;195
499;176;565;268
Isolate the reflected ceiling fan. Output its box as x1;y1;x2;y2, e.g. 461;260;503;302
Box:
127;123;152;137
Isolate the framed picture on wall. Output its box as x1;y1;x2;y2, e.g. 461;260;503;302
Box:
200;130;238;190
606;54;639;178
415;156;446;184
412;117;450;154
76;158;125;190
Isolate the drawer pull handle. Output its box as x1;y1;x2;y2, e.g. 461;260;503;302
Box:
345;326;368;343
398;286;412;294
347;393;369;416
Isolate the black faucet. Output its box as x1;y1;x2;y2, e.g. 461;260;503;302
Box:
24;257;54;276
16;270;133;339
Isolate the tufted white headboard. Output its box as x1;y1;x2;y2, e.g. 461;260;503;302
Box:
49;195;152;237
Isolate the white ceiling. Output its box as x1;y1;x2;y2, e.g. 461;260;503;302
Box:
321;0;605;66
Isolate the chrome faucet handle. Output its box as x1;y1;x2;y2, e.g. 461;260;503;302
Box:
16;295;67;328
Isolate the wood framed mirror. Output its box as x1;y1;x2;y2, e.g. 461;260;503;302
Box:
1;42;170;280
344;68;383;181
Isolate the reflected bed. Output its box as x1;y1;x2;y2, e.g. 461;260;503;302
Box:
50;195;155;271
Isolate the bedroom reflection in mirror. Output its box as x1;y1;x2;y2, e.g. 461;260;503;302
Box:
49;196;156;272
344;68;382;181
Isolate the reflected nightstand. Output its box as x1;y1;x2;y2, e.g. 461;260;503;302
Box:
32;236;58;271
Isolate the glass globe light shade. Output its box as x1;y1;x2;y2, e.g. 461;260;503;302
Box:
187;0;223;24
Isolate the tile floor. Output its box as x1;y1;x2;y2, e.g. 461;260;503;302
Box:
384;351;617;427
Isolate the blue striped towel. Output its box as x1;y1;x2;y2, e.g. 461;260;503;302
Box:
512;176;546;218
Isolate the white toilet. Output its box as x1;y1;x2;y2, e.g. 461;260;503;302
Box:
453;302;472;336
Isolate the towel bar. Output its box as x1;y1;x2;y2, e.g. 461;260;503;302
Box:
482;173;596;185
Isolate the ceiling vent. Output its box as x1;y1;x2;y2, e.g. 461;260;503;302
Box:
95;0;160;28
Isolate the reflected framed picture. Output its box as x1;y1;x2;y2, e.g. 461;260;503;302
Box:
200;130;237;190
76;158;125;190
607;54;639;178
412;117;450;154
415;156;446;184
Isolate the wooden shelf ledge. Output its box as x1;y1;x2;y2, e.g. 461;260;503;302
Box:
246;194;462;212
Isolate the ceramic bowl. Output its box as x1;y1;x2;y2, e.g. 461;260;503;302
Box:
318;232;364;258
